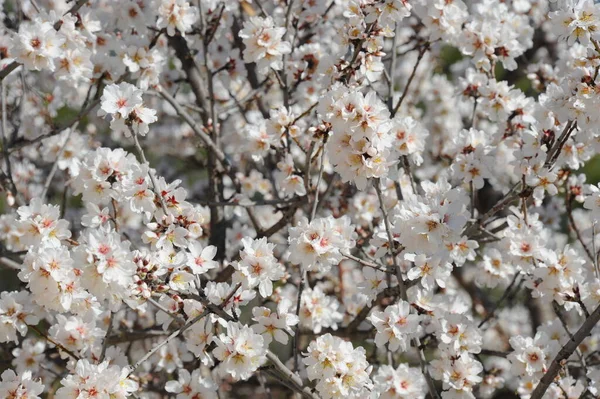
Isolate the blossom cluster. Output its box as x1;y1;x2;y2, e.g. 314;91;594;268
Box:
1;0;600;398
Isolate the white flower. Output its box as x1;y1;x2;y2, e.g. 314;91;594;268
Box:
584;183;600;220
169;270;196;293
303;334;373;399
589;368;600;396
73;227;137;308
184;317;214;365
56;359;138;398
550;0;600;45
205;282;255;318
12;19;65;71
16;198;72;248
288;215;356;272
232;237;285;297
239;16;291;73
100;83;143;119
11;339;46;375
212;321;267;380
165;369;217;399
405;254;452;291
507;332;555;377
430;353;483;396
157;0;199;37
369;301;422;352
357;267;388;305
19;244;82;312
251;298;298;345
436;313;482;355
0;291;40;344
245;121;280;161
299;286;344;334
124;105;158;137
0;369;44;399
323;90;394;189
55;48;93;81
49;314;105;358
373;364;426;399
186;242;218;274
389;116;429;165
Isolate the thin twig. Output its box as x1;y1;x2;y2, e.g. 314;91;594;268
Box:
341;251;392;273
594;221;600;279
132;131;169;215
6;98;100;155
40;124;76;201
147;297;184;323
374;180;405;300
552;301;587;371
156;86;234;176
197;196;305;208
470;181;476;220
374;179;440;399
480;349;509;357
566;194;596;270
0;256;21;270
544;120;575;169
478;273;521;328
387;23;399;112
100;312;114;363
29;324;80;361
293;267;306;372
127;284;241;375
391;43;429;117
309;143;326;221
463;182;522;237
0;81;22;206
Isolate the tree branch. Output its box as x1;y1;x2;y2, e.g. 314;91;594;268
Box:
530;302;600;399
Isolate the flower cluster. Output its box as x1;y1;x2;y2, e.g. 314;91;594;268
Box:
232;237;285;297
239;16;291;73
251;298;298;345
303;334;373;399
56;359;138;398
99;83;157;137
212;321;267;380
157;0;199;37
0;291;40;344
320;90;394;190
368;301;422;352
288;215;356;272
0;369;44;399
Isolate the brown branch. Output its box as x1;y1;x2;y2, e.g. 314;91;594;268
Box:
0;256;21;270
530;302;600;399
544;120;575;169
552;301;587;371
479;349;509;357
29;324;80;361
256;204;301;238
127;283;242;375
463;182;523;237
478;273;521;328
166;33;268;255
566;193;595;265
156;86;235;176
